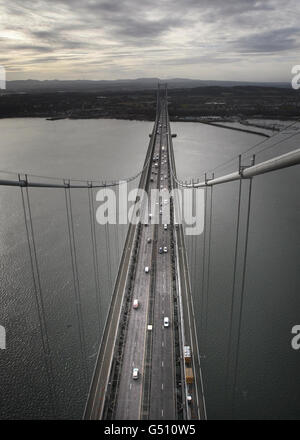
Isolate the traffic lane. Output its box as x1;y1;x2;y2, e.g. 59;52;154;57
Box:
155;259;173;420
149;128;170;419
118;227;152;419
115;226;153;419
115;280;146;416
126;113;164;419
161;232;175;419
85;223;136;419
163;144;176;419
149;230;175;416
148;243;165;419
157;132;175;419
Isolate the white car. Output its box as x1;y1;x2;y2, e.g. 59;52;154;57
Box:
164;317;169;327
164;224;168;230
145;266;149;273
132;368;139;379
163;246;168;253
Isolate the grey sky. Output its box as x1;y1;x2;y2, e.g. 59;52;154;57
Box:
0;0;299;81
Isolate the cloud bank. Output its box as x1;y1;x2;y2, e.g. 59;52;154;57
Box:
0;0;299;81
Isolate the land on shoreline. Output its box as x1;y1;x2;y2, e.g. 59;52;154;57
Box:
0;85;299;136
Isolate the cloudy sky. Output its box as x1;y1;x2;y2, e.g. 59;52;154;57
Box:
0;0;299;82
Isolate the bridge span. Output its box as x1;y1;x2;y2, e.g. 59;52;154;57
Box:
84;88;206;420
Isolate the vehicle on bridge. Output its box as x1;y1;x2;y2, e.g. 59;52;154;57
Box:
184;345;192;363
185;367;194;384
163;246;168;253
132;368;139;380
144;266;150;273
133;299;139;309
164;317;170;327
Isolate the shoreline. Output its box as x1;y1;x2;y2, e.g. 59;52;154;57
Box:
0;114;293;137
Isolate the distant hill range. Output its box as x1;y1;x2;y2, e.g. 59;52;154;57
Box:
4;78;289;93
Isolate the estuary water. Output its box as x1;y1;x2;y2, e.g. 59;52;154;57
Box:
0;118;299;419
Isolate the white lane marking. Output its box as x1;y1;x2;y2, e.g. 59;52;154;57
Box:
161;409;164;417
161;361;164;367
130;383;132;390
162;341;164;347
161;383;164;390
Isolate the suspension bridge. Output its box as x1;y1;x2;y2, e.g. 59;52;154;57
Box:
0;85;299;420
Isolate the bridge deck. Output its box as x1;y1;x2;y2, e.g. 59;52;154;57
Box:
115;104;176;419
84;92;206;420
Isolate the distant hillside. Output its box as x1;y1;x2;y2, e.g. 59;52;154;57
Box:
4;78;289;93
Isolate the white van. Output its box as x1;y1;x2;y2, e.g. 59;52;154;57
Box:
145;266;149;273
133;299;139;309
164;317;169;327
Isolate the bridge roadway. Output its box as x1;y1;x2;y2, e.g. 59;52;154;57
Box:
115;103;176;419
148;110;175;419
84;92;205;420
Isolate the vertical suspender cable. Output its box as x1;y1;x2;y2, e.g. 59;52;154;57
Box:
200;186;208;349
104;185;113;295
231;178;253;418
64;181;88;386
191;188;197;295
114;186;120;265
87;184;102;335
204;186;213;354
20;178;58;418
193;188;198;295
106;222;113;293
225;179;242;405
